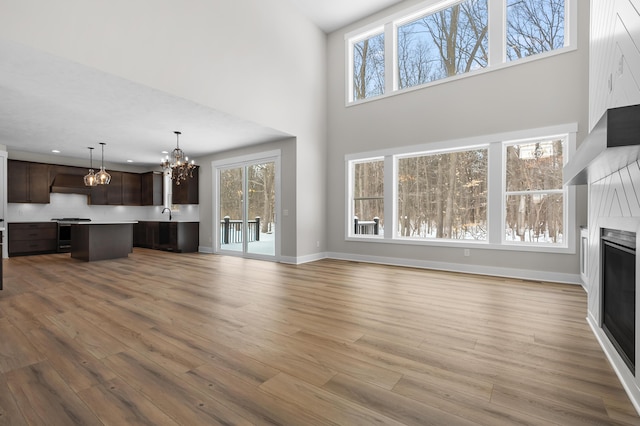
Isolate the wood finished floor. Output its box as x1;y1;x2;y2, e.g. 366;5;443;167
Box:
0;249;638;425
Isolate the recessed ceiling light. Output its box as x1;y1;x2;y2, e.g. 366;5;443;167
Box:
126;160;134;163
51;149;61;153
161;151;169;154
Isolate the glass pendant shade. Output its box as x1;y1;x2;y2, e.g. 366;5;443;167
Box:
160;131;196;185
84;147;98;187
95;142;111;185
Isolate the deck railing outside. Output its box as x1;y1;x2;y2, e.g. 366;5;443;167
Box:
221;216;261;244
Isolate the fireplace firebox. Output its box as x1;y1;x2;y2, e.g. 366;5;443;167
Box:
601;228;636;374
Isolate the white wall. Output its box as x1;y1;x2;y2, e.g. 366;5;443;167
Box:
0;0;327;259
589;0;640;129
325;0;590;282
197;137;297;258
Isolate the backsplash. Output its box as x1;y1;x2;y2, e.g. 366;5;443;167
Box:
7;193;199;222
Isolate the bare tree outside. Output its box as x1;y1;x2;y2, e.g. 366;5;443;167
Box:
352;160;384;232
505;139;564;243
397;149;488;240
353;33;385;100
398;0;488;89
506;0;565;61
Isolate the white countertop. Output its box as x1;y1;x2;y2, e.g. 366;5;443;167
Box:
58;221;138;225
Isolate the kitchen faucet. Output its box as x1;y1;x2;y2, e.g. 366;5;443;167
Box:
162;207;172;221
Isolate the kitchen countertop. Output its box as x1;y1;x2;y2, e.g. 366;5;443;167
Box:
59;221;138;225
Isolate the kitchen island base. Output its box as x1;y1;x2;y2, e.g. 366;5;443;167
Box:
70;222;134;261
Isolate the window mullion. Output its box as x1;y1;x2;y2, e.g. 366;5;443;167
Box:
488;142;504;244
384;22;396;94
384;155;395;239
488;0;505;66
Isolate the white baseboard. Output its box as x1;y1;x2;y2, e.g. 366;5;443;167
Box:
197;248;580;284
587;316;640;415
325;252;582;285
280;252;328;265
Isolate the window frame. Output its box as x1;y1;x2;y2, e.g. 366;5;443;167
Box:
501;136;569;247
395;145;490;242
345;124;577;254
347;156;386;239
345;0;577;105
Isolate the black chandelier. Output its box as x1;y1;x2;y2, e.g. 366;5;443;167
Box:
161;131;195;185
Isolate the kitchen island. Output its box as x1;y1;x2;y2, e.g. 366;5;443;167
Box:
67;221;137;262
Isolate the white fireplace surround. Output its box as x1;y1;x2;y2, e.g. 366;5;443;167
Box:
588;217;640;411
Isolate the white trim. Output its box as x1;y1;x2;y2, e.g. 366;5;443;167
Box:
198;246;214;254
588;316;640;415
280;252;328;265
327;251;582;284
344;235;576;254
212;149;281;261
345;124;578;254
344;123;578;161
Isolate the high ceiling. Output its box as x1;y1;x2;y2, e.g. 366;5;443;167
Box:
0;1;403;167
287;0;404;33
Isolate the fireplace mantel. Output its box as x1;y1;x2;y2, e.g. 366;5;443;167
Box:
564;104;640;186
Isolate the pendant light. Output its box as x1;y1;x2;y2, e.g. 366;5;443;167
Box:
160;131;196;185
83;147;98;187
95;142;111;185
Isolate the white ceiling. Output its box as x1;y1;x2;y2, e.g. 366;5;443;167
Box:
287;0;404;32
0;1;403;167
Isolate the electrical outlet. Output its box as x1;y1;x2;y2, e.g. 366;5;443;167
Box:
464;249;470;257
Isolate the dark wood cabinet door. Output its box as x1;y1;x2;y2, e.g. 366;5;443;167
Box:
8;160;29;203
141;172;163;206
90;185;108;205
122;172;142;206
171;166;199;204
28;162;50;203
8;160;50;203
106;171;123;205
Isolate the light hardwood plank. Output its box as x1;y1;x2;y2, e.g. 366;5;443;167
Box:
0;251;636;425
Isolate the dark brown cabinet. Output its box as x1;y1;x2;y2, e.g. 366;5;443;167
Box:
134;221;199;253
90;171;123;205
141;172;163;206
8;222;58;256
172;167;199;204
122;172;142;206
8;160;50;203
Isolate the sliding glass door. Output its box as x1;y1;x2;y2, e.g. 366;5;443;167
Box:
215;151;279;259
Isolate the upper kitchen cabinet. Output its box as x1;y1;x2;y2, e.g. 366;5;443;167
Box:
122;172;142;206
172;166;199;204
90;171;123;205
8;160;50;203
141;172;163;206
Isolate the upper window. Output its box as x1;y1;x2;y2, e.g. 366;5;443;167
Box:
506;0;565;61
398;0;488;89
353;32;385;101
347;0;571;103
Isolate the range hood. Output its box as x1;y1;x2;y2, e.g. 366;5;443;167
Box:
50;174;92;195
564;104;640;186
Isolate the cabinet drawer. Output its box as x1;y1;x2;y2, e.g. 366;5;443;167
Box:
9;227;57;241
9;222;57;230
9;239;57;254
